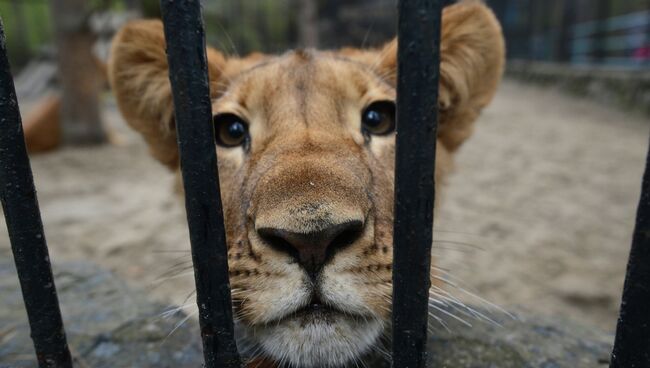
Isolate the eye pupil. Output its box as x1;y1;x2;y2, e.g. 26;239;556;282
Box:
364;110;382;127
213;113;249;147
361;101;396;136
228;121;246;139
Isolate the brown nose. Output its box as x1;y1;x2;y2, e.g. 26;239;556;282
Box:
257;220;364;278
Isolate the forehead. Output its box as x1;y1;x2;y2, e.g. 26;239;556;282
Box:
215;51;394;114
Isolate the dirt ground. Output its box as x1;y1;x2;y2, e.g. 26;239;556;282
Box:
1;80;648;333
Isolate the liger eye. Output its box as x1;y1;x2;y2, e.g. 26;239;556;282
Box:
213;113;249;147
361;101;396;136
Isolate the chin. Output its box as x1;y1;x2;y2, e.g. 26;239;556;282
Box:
247;308;384;368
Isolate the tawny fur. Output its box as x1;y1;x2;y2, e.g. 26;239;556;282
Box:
108;2;504;367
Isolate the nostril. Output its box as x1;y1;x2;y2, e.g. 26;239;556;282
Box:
256;219;365;276
326;221;364;260
257;230;301;263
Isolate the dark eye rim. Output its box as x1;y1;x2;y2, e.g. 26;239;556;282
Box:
212;112;250;148
361;100;396;136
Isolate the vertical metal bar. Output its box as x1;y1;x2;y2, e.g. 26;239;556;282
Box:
158;1;241;367
610;136;650;367
593;0;610;63
392;0;442;367
0;18;73;368
527;0;536;60
645;0;650;68
557;0;576;63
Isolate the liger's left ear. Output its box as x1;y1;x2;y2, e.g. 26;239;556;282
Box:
373;1;505;152
108;19;228;169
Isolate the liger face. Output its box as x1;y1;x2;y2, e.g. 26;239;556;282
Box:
108;2;504;366
213;53;401;367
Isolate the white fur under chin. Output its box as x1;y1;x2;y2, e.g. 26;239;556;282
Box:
251;316;383;368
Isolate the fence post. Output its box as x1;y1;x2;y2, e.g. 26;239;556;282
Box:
610;137;650;367
158;1;242;367
645;0;650;67
557;0;576;63
593;0;610;63
526;0;536;60
0;18;73;368
392;0;442;367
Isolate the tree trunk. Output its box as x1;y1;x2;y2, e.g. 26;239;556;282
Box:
296;0;319;48
49;0;106;145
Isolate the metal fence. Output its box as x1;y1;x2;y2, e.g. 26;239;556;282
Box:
0;1;649;368
487;0;650;68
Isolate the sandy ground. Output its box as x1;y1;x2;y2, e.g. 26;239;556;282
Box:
1;79;648;333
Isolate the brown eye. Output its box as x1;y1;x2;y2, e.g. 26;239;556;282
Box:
213;113;249;147
361;101;396;136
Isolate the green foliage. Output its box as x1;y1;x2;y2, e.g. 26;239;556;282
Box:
140;0;161;18
203;0;294;55
0;0;52;69
0;0;299;68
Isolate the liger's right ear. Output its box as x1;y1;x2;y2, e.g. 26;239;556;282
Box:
108;20;226;169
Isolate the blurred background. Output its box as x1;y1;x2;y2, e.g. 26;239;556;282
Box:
2;0;648;149
4;0;650;65
1;0;650;359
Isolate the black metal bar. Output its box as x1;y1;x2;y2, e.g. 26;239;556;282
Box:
593;0;610;63
0;18;73;368
158;1;242;367
557;0;576;63
391;0;442;367
526;0;535;60
646;0;650;68
610;136;650;367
